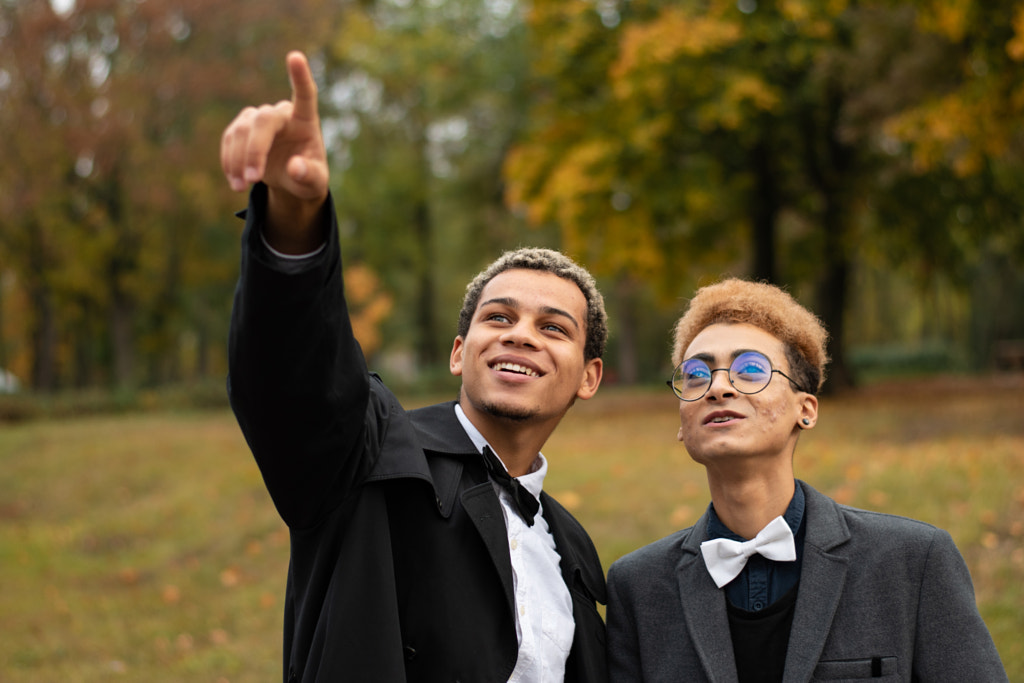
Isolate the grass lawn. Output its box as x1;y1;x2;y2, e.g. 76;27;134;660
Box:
2;375;1022;681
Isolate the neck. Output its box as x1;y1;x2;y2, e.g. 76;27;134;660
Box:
459;401;557;477
458;411;552;481
480;422;550;477
706;466;796;539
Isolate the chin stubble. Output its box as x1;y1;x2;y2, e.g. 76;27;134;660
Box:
478;400;537;423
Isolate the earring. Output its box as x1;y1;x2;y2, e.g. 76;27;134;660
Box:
802;418;811;426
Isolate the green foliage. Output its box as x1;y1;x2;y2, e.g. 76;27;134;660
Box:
1;0;1022;396
848;341;966;380
506;0;1024;387
0;0;337;391
0;379;229;424
325;0;537;367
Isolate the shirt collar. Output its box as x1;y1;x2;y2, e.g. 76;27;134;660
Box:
453;403;547;499
707;481;805;542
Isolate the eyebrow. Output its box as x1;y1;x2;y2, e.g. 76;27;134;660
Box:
479;296;581;331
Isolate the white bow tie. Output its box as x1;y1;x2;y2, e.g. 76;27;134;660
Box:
700;515;797;588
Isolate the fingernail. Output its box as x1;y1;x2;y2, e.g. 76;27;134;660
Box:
229;177;245;192
244;167;260;183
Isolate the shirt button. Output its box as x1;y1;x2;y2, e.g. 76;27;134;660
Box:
519;605;526;616
753;601;764;611
510;538;518;550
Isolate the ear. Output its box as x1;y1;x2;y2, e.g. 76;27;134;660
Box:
449;336;465;377
798;392;818;429
575;358;603;401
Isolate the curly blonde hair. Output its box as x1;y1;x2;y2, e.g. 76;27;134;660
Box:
672;278;829;394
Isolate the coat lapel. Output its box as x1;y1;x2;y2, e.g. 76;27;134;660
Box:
678;509;740;683
783;481;851;683
408;400;518;617
462;481;517;619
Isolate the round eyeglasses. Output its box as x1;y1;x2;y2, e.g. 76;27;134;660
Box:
667;350;805;401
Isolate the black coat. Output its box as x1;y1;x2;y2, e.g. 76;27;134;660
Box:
228;185;608;683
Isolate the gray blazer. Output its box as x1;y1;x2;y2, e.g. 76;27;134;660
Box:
606;480;1007;682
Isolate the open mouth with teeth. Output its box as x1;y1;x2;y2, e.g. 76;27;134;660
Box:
705;414;742;425
491;362;540;378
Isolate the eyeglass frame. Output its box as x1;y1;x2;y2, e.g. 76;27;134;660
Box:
666;350;806;401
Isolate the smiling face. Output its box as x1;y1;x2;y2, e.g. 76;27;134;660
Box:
450;268;602;432
676;322;817;472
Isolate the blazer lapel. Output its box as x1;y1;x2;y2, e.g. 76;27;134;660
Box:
678;509;740;683
783;481;851;683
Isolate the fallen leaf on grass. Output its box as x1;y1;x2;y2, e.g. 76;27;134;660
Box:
161;584;181;604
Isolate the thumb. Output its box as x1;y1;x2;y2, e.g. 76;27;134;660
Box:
285;155;329;200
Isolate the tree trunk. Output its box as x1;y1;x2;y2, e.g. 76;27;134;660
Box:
413;198;439;367
614;275;639;385
27;220;58;392
29;283;58;392
815;214;854;392
750;136;779;284
801;76;856;394
110;288;136;389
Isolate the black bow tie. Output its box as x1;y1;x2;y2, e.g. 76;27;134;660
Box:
481;446;540;526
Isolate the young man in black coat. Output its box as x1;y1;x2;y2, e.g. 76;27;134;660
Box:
221;51;609;682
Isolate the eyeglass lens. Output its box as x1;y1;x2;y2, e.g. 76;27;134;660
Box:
673;351;774;400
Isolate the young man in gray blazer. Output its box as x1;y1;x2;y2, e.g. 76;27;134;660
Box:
221;52;608;681
606;278;1007;682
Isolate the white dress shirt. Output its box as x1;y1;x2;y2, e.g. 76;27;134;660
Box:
455;404;575;682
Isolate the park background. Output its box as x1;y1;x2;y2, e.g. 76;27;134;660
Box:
1;0;1023;680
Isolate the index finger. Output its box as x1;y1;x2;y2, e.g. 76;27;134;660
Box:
286;51;319;122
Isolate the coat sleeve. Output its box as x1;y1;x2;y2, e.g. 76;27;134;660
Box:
227;183;375;530
911;527;1008;682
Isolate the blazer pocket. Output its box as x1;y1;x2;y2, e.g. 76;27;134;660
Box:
812;656;899;680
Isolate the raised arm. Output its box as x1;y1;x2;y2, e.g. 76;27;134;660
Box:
220;51;329;253
225;53;374;530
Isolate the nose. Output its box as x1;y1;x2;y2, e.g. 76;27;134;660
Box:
500;319;540;349
705;367;735;399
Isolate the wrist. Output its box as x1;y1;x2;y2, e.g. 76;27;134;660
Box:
264;187;329;255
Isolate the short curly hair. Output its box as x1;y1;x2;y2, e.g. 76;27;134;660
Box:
672;278;829;394
458;248;607;362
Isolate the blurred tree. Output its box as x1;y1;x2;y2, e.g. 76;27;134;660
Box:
325;0;536;371
0;0;335;390
881;0;1024;367
505;0;1024;388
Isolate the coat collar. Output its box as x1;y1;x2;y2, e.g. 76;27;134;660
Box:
411;400;487;519
365;396;479;518
366;393;605;611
